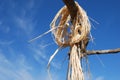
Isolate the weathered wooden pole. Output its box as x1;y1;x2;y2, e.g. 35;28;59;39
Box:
62;0;78;22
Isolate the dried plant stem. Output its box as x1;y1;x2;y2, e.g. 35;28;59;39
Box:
67;44;84;80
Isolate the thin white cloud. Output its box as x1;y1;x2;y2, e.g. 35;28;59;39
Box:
0;52;34;80
15;69;34;80
0;40;13;46
0;53;12;67
34;48;47;60
30;43;61;69
0;21;10;34
5;26;10;33
0;21;2;25
36;69;61;80
0;67;18;80
31;45;49;66
15;16;34;35
0;53;19;79
16;54;33;70
27;0;34;9
13;1;36;36
95;76;104;80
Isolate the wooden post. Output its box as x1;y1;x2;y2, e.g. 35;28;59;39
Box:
62;0;78;23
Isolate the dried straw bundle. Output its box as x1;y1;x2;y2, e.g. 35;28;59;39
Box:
49;1;91;80
50;2;91;47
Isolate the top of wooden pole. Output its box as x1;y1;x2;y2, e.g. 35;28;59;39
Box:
62;0;78;23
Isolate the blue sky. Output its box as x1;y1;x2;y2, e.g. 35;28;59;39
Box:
0;0;120;80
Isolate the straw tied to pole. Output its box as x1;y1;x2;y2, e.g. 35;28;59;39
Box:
49;1;91;80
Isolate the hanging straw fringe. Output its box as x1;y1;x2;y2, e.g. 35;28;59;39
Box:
67;45;84;80
29;27;57;42
47;46;62;69
47;46;62;80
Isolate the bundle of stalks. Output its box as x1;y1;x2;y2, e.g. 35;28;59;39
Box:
67;44;84;80
50;2;91;47
49;2;91;80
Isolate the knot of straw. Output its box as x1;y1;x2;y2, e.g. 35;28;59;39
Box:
50;2;91;47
